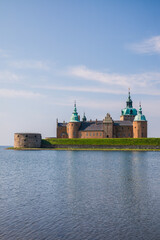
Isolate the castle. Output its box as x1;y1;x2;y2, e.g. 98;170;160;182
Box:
57;91;147;139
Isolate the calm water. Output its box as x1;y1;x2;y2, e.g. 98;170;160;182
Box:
0;147;160;240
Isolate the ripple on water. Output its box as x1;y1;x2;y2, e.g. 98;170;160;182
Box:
0;149;160;240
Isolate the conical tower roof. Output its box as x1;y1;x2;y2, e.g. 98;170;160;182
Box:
134;103;147;121
70;102;80;122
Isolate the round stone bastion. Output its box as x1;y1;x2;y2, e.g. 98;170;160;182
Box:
14;133;42;148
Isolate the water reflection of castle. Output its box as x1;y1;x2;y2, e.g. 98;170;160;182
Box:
57;91;147;139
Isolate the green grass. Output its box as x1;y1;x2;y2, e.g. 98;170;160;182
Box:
42;138;160;146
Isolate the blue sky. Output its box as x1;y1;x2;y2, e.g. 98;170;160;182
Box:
0;0;160;145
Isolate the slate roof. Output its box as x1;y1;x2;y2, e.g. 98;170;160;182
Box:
113;120;133;126
58;120;133;131
58;122;67;127
79;121;103;131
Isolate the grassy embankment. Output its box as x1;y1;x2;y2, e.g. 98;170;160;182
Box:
8;138;160;151
42;138;160;146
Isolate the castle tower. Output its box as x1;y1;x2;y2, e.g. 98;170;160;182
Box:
68;102;81;138
120;89;137;122
103;113;113;138
133;103;147;138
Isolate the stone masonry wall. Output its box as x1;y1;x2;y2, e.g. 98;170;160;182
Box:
14;133;42;148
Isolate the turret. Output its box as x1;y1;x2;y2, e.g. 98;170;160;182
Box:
133;103;147;138
82;112;87;122
120;89;137;122
67;102;81;138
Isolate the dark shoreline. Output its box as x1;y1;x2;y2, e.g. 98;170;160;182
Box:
7;145;160;151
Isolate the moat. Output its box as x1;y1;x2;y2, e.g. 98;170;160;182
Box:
1;147;160;240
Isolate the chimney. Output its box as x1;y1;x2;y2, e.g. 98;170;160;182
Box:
78;115;80;121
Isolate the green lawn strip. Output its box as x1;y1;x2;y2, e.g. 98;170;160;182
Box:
42;138;160;146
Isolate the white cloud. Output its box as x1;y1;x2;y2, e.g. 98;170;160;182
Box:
0;49;10;58
35;83;160;96
0;71;22;82
37;84;126;94
129;36;160;54
0;89;44;99
10;60;50;71
68;65;129;87
67;66;160;94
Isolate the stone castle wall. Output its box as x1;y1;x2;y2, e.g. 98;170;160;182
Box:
120;115;135;122
78;131;104;138
67;122;81;138
14;133;42;148
114;125;133;138
133;121;147;138
57;126;68;138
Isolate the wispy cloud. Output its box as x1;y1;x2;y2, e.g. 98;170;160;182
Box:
0;89;44;99
35;83;160;96
47;95;123;112
0;49;10;58
36;84;125;94
129;36;160;54
68;66;129;87
0;71;22;83
9;60;50;71
67;65;160;91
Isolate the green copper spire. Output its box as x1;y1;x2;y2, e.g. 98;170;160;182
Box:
126;88;133;108
82;112;87;122
121;89;137;116
134;103;146;121
70;101;80;122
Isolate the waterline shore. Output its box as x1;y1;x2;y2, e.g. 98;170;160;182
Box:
7;147;160;151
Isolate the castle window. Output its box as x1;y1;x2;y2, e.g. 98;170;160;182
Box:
124;134;125;137
90;133;91;136
26;135;28;137
73;132;76;136
93;133;95;136
96;133;98;136
128;133;130;137
35;135;37;138
122;127;123;130
17;135;19;137
100;133;102;136
86;133;88;136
